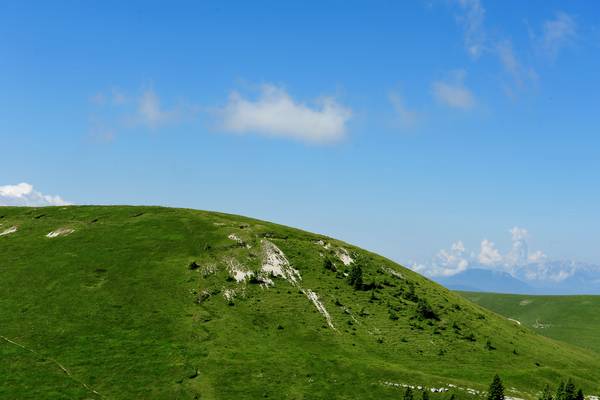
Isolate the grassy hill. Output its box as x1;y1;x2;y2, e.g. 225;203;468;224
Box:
1;206;599;399
459;291;600;355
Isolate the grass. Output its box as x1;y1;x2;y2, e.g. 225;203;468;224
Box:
1;205;599;399
459;291;600;354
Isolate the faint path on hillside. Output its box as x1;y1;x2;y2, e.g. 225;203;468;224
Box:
1;335;103;398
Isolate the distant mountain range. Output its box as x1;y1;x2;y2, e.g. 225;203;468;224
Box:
434;261;600;295
435;268;534;294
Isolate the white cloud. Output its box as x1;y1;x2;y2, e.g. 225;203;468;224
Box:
478;239;503;266
519;261;576;283
510;226;528;241
137;89;181;128
218;84;352;144
539;12;577;59
411;227;595;287
528;250;547;263
389;92;418;128
412;240;470;277
412;227;551;279
506;226;529;266
0;183;70;207
432;71;475;110
455;0;486;58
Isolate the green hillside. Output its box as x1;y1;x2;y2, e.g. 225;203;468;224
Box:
1;206;599;399
459;291;600;354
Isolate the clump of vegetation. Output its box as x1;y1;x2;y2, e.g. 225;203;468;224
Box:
464;332;476;342
400;282;419;302
487;374;504;400
348;264;363;290
416;298;437;320
539;384;553;400
538;379;586;400
323;257;337;272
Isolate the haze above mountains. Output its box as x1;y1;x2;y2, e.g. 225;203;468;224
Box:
435;262;600;295
412;227;600;295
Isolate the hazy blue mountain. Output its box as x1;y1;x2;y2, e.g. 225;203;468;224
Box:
435;268;534;294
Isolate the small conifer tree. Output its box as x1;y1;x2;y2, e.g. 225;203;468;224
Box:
564;379;576;400
404;386;414;400
487;374;505;400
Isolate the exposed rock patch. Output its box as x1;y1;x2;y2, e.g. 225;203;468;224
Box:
0;226;17;236
335;247;354;266
303;289;336;330
386;267;404;280
228;233;250;248
224;257;253;283
46;228;74;238
223;288;236;303
261;240;301;286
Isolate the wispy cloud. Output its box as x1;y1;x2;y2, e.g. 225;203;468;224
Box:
432;70;475;110
450;1;538;96
389;91;419;128
217;84;352;144
88;87;199;139
90;87;128;107
455;0;486;58
537;12;577;60
494;40;538;96
0;183;71;207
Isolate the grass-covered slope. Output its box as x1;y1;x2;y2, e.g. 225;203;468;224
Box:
1;206;599;399
459;291;600;354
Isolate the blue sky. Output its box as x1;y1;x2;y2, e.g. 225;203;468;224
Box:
2;1;600;276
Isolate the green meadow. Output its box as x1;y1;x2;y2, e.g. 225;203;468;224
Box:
459;291;600;355
1;206;599;399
